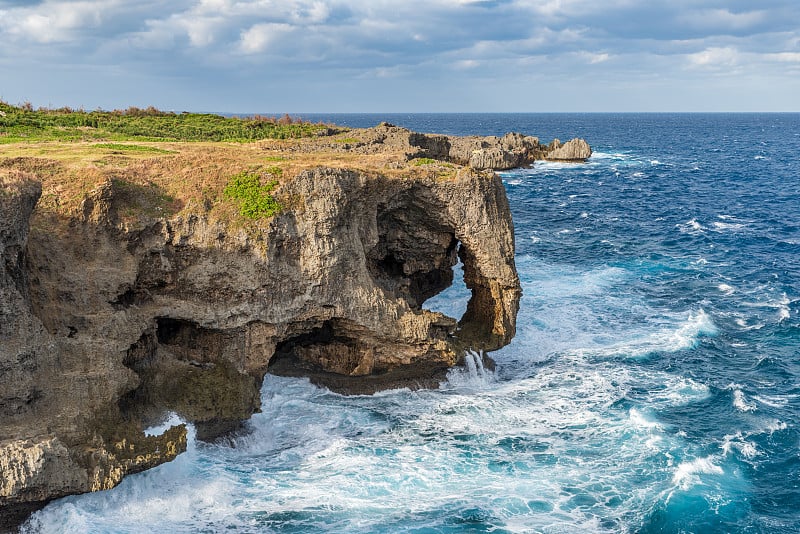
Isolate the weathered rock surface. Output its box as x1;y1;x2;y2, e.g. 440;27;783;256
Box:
543;138;593;161
0;156;522;527
1;124;590;528
319;123;591;167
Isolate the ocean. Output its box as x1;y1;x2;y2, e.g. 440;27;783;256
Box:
23;113;800;533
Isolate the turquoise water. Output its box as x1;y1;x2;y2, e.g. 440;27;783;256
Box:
24;114;800;533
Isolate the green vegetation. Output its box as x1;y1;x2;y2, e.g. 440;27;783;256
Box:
0;101;328;143
223;169;282;219
334;137;360;144
412;157;438;166
92;143;173;154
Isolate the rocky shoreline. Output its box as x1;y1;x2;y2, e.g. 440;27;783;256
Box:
0;123;590;530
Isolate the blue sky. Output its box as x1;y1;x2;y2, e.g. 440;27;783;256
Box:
1;0;799;112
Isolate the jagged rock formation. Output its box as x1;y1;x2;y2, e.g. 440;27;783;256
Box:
319;122;591;168
544;138;593;161
0;124;590;528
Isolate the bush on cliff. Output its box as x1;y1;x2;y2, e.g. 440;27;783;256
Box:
223;169;282;219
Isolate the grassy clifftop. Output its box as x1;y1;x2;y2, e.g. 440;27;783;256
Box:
0;105;461;230
0;101;328;143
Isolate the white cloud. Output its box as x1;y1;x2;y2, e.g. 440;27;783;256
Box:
766;51;800;62
454;59;480;69
687;46;740;67
0;0;799;110
1;0;107;43
586;52;610;64
239;22;295;54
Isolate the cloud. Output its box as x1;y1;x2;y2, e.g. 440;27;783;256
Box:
687;46;740;68
0;0;798;110
239;22;295;54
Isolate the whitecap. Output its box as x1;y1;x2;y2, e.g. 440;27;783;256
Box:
777;293;791;322
732;389;757;412
734;317;765;331
717;283;735;295
583;309;717;360
712;221;746;232
645;377;710;408
672;456;723;490
588;151;629;161
676;218;705;234
753;394;795;408
721;433;759;460
628;408;663;431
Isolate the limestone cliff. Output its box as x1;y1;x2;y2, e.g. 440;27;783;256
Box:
0;124;589;528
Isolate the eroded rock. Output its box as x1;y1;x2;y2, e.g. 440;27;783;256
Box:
1;155;522;525
322;123;591;166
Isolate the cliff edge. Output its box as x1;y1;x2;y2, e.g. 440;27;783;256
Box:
0;124;589;528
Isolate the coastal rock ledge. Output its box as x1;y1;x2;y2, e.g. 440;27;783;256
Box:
0;125;589;528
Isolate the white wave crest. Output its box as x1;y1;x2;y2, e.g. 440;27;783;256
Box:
676;218;705;234
717;283;735;295
733;389;757;412
672;456;723;490
584;309;717;360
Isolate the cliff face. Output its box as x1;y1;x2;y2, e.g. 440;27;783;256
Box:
1;124;590;527
0;162;519;526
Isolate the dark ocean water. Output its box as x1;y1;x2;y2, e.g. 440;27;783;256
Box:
24;114;800;533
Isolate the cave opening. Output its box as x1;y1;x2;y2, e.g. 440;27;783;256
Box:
421;247;470;321
269;318;375;378
367;190;463;311
119;317;260;441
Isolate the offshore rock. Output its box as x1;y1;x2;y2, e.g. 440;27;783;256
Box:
543;138;593;161
0;145;521;525
324;123;591;166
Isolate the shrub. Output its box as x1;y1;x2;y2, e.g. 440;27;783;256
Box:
0;102;330;142
223;170;282;219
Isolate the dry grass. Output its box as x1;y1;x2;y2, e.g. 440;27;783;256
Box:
0;135;462;226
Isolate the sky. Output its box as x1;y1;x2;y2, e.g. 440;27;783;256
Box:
1;0;799;112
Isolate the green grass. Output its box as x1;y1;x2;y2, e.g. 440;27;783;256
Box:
223;170;282;219
92;143;173;154
0;101;329;143
412;157;439;166
334;137;360;144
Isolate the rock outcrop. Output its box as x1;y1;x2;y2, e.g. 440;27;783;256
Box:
543;138;593;161
1;124;590;528
0;159;520;527
319;123;591;167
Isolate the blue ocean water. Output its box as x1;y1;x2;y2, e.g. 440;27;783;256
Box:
23;114;800;533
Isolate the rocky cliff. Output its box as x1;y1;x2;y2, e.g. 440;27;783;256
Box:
0;124;589;529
